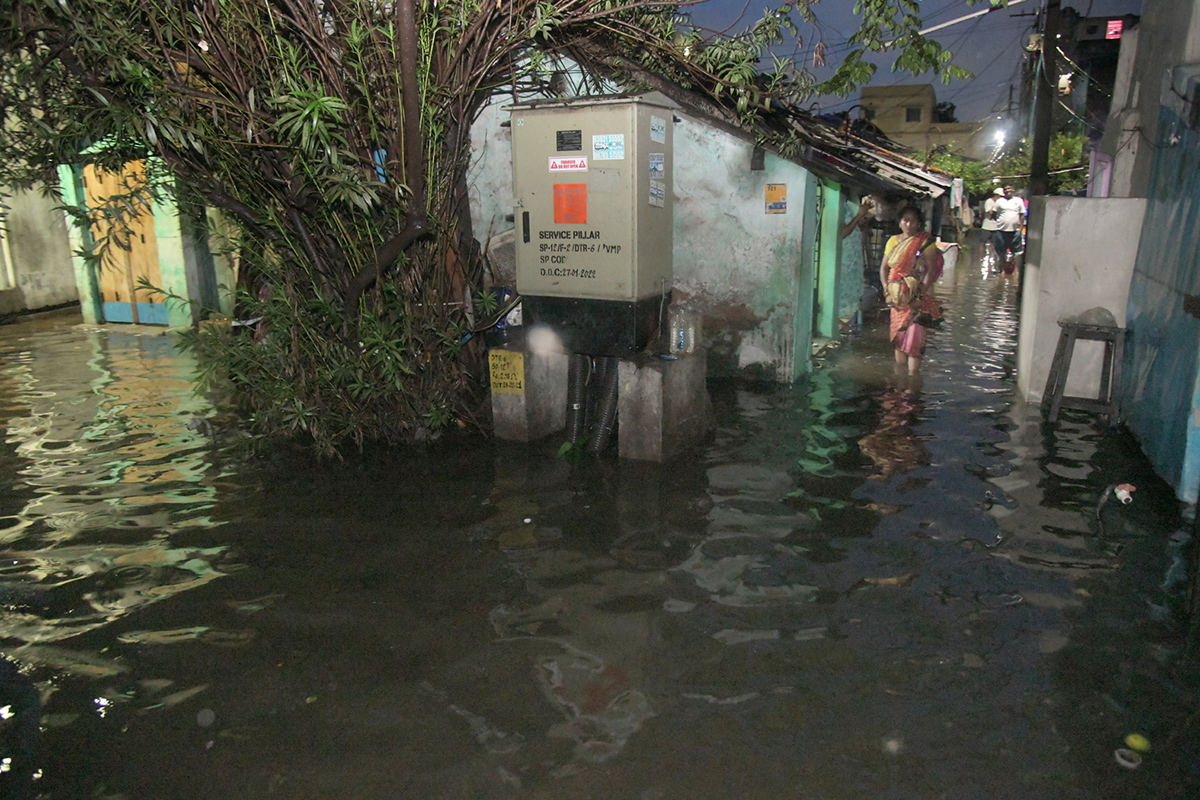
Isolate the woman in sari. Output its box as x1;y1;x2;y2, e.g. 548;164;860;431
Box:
879;205;944;374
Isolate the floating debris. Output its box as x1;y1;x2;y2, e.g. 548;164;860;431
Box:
449;704;524;754
1124;733;1151;753
223;593;285;613
682;692;759;705
793;627;827;641
160;684;208;708
537;644;652;763
118;627;209;645
662;598;696;613
712;629;780;645
11;645;127;677
863;573;916;587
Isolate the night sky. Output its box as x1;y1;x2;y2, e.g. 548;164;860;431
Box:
684;0;1142;124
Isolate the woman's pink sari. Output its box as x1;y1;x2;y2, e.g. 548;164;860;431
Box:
885;232;943;356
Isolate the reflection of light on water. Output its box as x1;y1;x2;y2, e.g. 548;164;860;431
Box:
3;333;223;537
0;326;231;651
93;697;111;718
0;542;226;643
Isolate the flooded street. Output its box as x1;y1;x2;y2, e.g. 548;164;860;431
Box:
2;242;1198;799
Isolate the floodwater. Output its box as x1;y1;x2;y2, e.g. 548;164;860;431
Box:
1;243;1198;800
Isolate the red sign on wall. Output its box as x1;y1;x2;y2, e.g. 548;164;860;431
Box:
553;184;587;224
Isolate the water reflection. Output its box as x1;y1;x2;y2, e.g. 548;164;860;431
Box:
858;376;929;480
0;324;230;647
0;239;1195;799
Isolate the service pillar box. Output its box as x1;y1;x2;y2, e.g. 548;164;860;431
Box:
508;93;676;357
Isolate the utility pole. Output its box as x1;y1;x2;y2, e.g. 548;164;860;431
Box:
1029;0;1060;196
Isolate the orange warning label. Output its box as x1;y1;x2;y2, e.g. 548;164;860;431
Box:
553;184;587;224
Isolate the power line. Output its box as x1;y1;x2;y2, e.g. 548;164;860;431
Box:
939;27;1030;112
815;22;1028;121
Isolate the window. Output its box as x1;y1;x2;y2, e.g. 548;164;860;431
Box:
906;107;922;123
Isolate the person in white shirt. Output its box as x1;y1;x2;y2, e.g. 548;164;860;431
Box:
991;184;1026;272
981;187;1002;262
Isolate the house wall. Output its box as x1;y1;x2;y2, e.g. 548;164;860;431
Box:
1015;196;1144;405
885;123;992;161
469;98;820;382
861;85;936;136
149;183;206;329
1121;83;1200;505
671;118;817;382
1099;1;1200;198
0;186;79;317
860;85;991;160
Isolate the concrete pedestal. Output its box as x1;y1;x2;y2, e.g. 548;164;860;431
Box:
489;347;568;442
617;354;712;462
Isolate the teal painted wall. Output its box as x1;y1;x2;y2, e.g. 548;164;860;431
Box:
671;127;817;382
1123;102;1200;504
56;164;102;324
791;175;819;380
148;173;200;329
815;180;843;341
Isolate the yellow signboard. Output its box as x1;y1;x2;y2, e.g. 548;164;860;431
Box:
765;183;787;214
489;350;525;394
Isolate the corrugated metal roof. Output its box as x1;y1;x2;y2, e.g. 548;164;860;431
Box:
548;51;954;199
784;111;954;198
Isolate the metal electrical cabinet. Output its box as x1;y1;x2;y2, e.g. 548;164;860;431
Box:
508;93;676;356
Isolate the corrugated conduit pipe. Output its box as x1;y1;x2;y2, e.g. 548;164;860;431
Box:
587;357;621;455
566;353;590;444
585;356;608;434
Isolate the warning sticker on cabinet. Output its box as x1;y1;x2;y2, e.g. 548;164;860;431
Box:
549;156;588;172
489;350;524;394
649;153;664;179
592;134;625;160
649;180;665;208
553;184;588;224
650;116;667;144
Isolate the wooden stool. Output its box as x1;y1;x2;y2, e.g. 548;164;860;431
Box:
1043;321;1126;423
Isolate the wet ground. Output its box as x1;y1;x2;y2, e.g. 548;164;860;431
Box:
1;243;1198;799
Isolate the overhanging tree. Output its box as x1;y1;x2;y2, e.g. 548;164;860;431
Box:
1;0;970;455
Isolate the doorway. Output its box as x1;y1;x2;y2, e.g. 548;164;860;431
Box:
82;161;168;325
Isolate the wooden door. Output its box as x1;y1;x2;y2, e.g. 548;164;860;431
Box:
82;161;167;325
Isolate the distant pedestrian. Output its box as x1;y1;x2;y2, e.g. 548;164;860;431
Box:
991;184;1026;273
880;205;944;374
981;187;1002;263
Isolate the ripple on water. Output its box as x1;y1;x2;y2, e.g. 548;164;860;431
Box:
0;324;234;650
